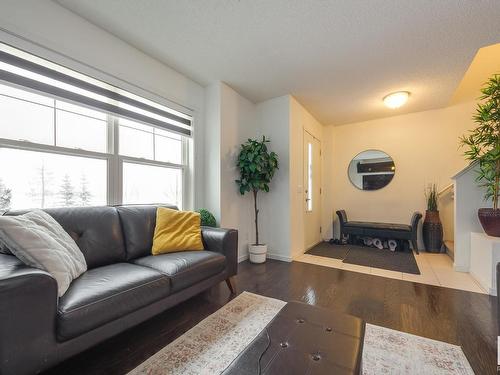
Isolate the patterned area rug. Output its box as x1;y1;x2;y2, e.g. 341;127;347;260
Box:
129;292;474;375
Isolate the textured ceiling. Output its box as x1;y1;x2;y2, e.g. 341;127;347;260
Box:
451;43;500;105
55;0;500;125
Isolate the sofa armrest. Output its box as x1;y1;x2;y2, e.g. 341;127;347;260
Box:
410;211;422;240
201;227;238;277
0;254;58;375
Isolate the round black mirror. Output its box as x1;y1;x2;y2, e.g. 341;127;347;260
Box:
348;150;395;190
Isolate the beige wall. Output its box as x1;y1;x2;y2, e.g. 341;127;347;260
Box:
289;97;324;258
323;100;477;247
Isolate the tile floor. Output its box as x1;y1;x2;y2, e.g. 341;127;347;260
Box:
294;250;486;294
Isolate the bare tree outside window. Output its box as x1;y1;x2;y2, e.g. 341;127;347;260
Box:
28;163;54;209
59;174;76;207
0;178;12;211
78;174;92;206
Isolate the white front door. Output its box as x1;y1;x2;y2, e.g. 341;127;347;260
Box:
303;130;321;250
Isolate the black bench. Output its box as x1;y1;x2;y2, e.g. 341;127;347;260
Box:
336;210;422;254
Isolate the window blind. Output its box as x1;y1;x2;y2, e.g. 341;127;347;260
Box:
0;42;192;136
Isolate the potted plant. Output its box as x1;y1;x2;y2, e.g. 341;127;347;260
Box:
422;183;443;252
235;136;279;263
196;208;217;227
460;74;500;237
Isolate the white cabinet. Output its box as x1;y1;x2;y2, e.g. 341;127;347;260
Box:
470;232;500;295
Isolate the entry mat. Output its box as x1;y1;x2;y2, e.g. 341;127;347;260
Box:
306;242;420;274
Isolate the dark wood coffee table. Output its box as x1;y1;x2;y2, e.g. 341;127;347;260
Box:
222;301;365;374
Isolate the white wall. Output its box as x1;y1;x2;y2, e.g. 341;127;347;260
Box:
219;83;256;260
203;82;257;261
254;96;292;261
203;83;222;220
0;0;206;208
454;163;492;271
323;100;477;249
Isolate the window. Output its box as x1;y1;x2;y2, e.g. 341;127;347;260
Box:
306;142;313;212
0;83;108;152
123;163;182;207
0;83;190;211
55;101;108;153
0;148;107;209
0;42;192;212
0;84;54;145
119;118;183;164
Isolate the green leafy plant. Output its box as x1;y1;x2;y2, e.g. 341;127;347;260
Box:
235;136;279;245
196;208;216;227
460;74;500;209
425;183;438;211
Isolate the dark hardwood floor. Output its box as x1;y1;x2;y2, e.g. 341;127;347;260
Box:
45;260;498;375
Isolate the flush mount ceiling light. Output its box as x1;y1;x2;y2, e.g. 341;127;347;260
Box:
383;91;410;109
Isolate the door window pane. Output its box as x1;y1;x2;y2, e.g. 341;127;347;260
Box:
307;142;313;212
0;148;107;210
56;109;107;152
123;162;182;208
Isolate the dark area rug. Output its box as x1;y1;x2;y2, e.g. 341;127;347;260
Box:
343;245;420;274
305;242;348;259
305;242;420;275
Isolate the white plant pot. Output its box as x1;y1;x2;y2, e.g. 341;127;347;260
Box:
248;244;267;263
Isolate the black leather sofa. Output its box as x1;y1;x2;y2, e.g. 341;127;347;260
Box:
0;204;238;375
336;210;422;253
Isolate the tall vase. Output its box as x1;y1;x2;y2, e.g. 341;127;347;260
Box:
422;210;443;252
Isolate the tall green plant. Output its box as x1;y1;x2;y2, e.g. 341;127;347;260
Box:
460;74;500;210
235;136;279;245
425;183;438;211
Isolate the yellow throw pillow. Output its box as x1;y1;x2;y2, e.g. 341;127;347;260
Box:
152;207;204;255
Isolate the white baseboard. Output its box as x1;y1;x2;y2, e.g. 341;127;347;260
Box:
237;252;292;263
453;264;469;272
266;252;292;262
238;254;249;263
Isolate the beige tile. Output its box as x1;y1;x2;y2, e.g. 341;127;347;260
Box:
294;254;343;269
424;253;454;269
341;263;371;275
414;252;432;267
435;270;487;294
296;251;486;294
415;259;433;273
370;267;403;280
402;272;441;286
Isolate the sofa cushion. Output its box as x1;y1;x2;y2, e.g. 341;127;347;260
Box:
6;206;127;269
0;210;87;296
132;251;226;292
57;263;170;340
152;208;204;255
345;221;411;232
116;205;177;260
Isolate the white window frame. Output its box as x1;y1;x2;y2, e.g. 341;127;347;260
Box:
0;89;190;209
